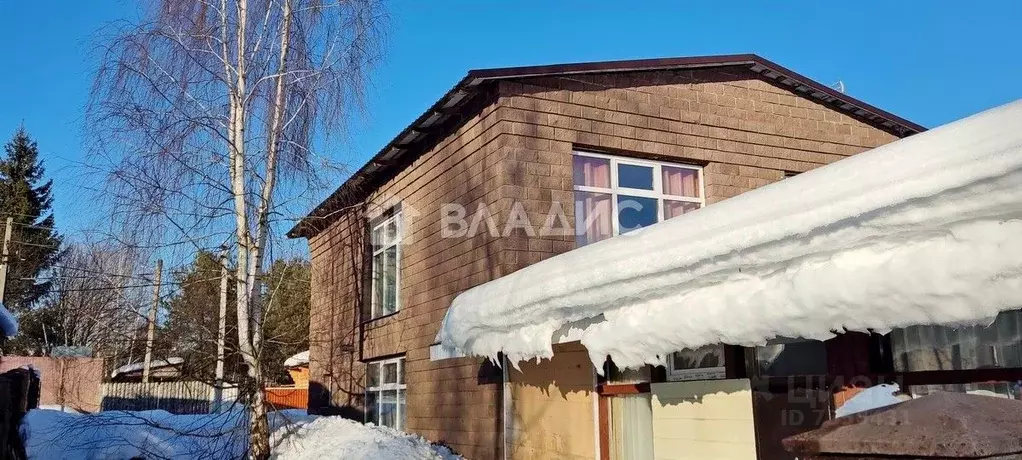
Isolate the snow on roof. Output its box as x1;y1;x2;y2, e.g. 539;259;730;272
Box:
284;350;309;368
111;357;184;378
438;99;1022;371
0;303;17;337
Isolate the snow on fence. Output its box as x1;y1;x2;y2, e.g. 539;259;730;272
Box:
101;381;240;414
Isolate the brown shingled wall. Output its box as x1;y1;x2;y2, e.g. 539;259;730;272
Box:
305;66;903;460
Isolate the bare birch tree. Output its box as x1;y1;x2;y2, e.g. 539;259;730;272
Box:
87;1;384;457
9;240;149;361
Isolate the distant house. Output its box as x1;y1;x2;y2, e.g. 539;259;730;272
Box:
110;357;184;382
283;350;309;389
263;351;310;410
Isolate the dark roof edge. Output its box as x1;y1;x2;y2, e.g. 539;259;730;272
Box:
288;53;924;239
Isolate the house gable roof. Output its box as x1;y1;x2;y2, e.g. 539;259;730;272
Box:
289;54;924;238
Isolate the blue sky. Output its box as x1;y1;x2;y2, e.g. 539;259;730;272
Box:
1;0;1021;237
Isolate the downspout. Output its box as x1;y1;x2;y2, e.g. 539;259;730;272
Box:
592;368;601;460
502;354;511;460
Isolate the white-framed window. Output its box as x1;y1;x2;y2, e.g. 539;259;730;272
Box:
573;151;704;246
369;211;401;319
365;356;406;430
667;344;727;381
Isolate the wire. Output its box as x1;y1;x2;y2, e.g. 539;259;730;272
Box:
9;240;60;249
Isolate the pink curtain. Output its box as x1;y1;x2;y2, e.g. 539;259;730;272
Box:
664;200;700;219
662;166;699;198
574;156;611;188
575;191;612;245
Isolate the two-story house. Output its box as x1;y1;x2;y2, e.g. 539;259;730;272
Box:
288;54;925;459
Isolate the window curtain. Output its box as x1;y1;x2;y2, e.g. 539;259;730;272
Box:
573;156;613;245
663;200;699;219
610;394;655;460
574;156;611;188
662;166;699;197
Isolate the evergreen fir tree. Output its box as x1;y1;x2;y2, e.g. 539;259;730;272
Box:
0;128;62;312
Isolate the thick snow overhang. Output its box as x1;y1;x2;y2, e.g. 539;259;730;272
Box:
437;99;1022;371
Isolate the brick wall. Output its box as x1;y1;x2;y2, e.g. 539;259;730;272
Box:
305;66;904;460
495;67;898;273
308;94;512;459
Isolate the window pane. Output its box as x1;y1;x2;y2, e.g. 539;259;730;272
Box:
383;362;398;385
663;200;700;219
366;362;381;388
380;390;398;429
617;195;658;233
662;166;700;198
398;390;407;431
365;392;378;425
575;191;613;246
909;382;1019;400
618;164;654;190
671;345;723;371
384;218;398;245
372;253;384;317
668;345;726;381
891;309;1022;372
397;359;405;384
755;338;827;377
383;246;398;315
372;226;385;249
573;156;611;188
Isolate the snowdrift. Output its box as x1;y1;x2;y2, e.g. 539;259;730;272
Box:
438;99;1022;370
22;407;462;460
272;417;461;460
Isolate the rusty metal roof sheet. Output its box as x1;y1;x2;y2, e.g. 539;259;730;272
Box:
784;392;1022;457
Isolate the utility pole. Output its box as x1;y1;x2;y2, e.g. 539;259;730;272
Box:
142;259;163;384
214;247;229;411
0;216;13;304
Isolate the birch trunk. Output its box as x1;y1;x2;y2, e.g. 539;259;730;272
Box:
88;0;383;457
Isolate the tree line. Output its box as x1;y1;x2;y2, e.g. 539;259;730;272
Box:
0;129;311;385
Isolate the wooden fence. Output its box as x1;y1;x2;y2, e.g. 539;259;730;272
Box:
101;381;240;414
0;368;40;460
263;387;308;410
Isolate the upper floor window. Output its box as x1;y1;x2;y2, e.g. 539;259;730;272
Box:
573;151;704;246
370;210;401;319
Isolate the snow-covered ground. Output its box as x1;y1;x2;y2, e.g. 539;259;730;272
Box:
439;99;1022;371
22;407;461;460
273;417;461;460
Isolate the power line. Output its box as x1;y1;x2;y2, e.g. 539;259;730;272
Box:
9;240;60;250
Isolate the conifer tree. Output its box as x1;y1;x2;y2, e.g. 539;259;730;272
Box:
0;128;62;312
